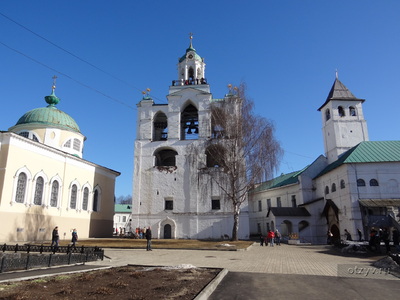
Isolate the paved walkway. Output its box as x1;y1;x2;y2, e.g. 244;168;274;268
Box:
87;243;398;278
1;243;399;299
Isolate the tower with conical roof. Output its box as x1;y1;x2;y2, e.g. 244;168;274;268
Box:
318;76;369;163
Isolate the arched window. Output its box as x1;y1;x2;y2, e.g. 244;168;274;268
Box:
181;103;198;140
50;181;59;207
325;186;329;195
155;148;178;166
93;189;99;212
349;106;356;116
211;106;226;139
64;139;71;147
33;176;44;205
340;179;345;189
82;187;89;210
370;179;379;186
325;109;331;121
70;184;77;209
64;138;82;151
188;67;194;83
206;144;226;167
73;139;81;151
153;112;168;141
19;131;39;142
357;179;366;187
338;106;345;117
331;183;336;192
15;172;27;203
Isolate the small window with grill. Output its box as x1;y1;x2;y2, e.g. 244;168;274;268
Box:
370;179;379;186
73;139;81;151
357;179;366;187
19;131;29;138
212;199;221;210
165;200;173;210
340;180;345;189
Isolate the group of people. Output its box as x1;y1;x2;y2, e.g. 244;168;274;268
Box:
369;227;399;253
327;227;400;254
259;230;281;247
50;226;78;251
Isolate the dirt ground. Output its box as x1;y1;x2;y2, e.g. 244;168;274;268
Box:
0;265;220;300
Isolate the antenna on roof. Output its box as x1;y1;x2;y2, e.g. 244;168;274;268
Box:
335;69;339;79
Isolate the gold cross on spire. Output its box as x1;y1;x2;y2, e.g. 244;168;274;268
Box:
189;32;194;47
52;75;58;90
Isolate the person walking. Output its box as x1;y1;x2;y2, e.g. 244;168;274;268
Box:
145;226;152;251
382;228;390;253
275;230;281;246
344;229;352;241
259;233;264;246
357;228;363;242
51;226;59;252
327;230;333;245
392;228;400;252
71;229;78;249
268;230;275;247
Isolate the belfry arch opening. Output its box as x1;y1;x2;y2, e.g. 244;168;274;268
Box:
181;103;199;140
188;67;194;82
206;144;226;168
153;112;168;141
154;148;178;166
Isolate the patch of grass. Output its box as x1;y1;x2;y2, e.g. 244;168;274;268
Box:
30;279;48;284
37;238;253;250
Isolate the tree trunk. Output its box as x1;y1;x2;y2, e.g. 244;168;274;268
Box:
231;204;240;241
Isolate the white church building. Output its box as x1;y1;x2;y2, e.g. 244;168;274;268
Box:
0;82;120;243
131;38;250;239
249;77;400;244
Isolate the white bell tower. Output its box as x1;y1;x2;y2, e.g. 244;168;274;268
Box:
318;76;369;164
173;33;207;86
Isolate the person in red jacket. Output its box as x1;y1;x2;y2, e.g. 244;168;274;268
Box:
268;230;275;247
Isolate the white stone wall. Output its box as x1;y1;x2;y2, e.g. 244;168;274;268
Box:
321;100;368;163
132;72;250;239
0;132;119;243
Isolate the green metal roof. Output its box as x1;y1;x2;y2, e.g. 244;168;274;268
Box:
267;207;311;217
179;45;202;63
10;90;80;133
250;168;306;193
114;204;132;213
315;141;400;178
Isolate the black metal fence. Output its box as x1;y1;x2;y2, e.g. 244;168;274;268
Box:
0;243;104;273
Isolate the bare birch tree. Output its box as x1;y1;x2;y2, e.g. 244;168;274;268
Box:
201;83;282;241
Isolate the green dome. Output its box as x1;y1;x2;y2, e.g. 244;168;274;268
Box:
12;91;80;133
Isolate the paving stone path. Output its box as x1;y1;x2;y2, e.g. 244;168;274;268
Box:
88;243;398;279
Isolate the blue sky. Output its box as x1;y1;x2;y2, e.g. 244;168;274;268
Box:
1;1;399;197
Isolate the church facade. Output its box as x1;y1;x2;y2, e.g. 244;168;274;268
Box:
131;39;250;239
0;83;120;243
249;78;400;244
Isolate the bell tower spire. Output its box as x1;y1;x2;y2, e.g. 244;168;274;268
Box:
172;34;207;87
318;76;369;163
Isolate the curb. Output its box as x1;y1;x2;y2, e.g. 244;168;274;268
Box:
194;268;228;300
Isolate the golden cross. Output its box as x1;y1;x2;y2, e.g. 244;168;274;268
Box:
52;75;58;89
